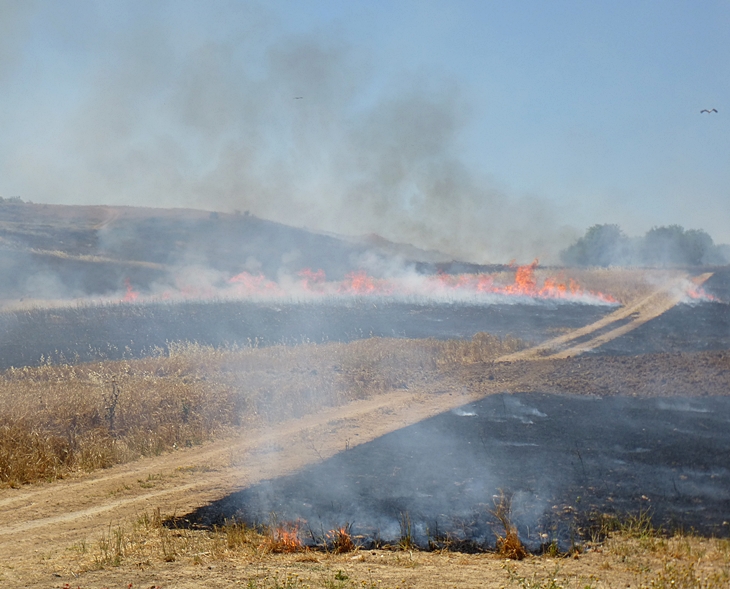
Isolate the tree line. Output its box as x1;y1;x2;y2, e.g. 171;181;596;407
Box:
560;224;728;267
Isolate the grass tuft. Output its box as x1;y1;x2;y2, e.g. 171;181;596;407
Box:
491;491;528;560
0;335;521;486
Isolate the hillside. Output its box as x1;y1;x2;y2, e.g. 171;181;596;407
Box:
0;201;467;304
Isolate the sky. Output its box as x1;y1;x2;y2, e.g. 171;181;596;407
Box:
0;0;728;263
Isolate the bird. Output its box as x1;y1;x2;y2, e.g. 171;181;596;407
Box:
700;108;718;113
294;97;303;100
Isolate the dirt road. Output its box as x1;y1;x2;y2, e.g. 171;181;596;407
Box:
0;379;513;585
0;274;721;587
498;272;712;361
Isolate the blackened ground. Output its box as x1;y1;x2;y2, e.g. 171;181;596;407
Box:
583;268;730;357
0;300;610;370
703;266;730;301
588;301;730;356
183;393;730;549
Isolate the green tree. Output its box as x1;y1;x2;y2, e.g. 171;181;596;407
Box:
560;224;629;266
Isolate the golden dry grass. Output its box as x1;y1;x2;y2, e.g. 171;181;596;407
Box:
0;334;523;486
63;506;730;589
547;268;686;305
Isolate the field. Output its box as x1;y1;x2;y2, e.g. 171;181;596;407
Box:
0;204;729;588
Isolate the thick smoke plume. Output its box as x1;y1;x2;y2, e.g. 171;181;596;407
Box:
1;2;575;264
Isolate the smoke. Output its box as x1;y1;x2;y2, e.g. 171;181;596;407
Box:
0;1;37;81
183;392;730;547
1;2;576;264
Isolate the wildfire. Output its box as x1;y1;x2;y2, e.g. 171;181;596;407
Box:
429;260;616;303
297;268;326;290
338;270;394;295
263;522;304;553
326;524;356;553
228;271;282;295
119;260;625;305
122;278;139;302
685;286;718;302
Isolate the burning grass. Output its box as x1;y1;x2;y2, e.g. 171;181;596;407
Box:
0;334;523;486
491;491;528;560
60;507;730;589
556;268;685;306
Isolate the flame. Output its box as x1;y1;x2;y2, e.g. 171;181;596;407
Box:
297;268;327;292
326;524;356;553
429;260;616;303
228;271;282;295
117;260;619;305
122;278;139;302
338;270;394;295
265;522;304;553
685;286;718;302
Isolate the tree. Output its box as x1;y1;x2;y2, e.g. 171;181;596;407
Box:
560;224;629;266
641;225;722;266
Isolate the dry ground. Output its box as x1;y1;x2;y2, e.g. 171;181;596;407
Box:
1;272;729;587
1;346;728;587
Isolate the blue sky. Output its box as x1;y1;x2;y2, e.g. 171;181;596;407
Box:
0;0;728;262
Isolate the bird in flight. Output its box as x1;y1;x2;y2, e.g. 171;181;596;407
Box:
700;108;718;113
294;97;303;99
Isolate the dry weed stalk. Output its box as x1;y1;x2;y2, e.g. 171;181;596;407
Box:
491;490;528;560
262;521;305;553
327;524;356;553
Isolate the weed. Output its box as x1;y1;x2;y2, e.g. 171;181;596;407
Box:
327;524;357;553
398;513;415;551
262;520;305;553
504;564;597;589
94;523;127;568
638;560;730;589
491;491;528;560
103;379;121;435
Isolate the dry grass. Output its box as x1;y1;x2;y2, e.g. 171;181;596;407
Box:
0;334;523;486
548;268;685;305
481;267;671;306
490;491;528;560
62;507;730;589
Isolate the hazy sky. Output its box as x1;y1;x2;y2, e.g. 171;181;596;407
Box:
1;0;728;262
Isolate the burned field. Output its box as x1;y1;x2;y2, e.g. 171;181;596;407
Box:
184;392;730;548
0;298;612;371
584;270;730;356
1;264;729;559
169;270;730;549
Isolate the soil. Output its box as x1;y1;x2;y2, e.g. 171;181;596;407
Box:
1;347;728;587
193;392;730;547
0;299;612;370
1;274;729;588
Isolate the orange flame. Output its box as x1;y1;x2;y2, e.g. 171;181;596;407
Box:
122;278;139;302
265;522;304;553
685;286;718;302
119;261;618;304
429;260;616;303
338;270;394;295
298;268;327;290
326;525;356;553
228;271;282;295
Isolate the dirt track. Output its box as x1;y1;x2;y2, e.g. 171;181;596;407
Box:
0;381;515;585
498;272;713;360
1;275;729;587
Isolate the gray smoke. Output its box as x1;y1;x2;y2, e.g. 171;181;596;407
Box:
1;2;577;264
